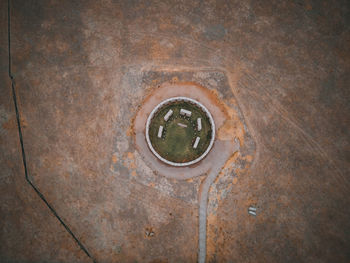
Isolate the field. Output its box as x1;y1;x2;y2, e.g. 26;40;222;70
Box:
148;101;213;163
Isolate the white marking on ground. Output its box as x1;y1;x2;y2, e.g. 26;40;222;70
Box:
177;122;187;128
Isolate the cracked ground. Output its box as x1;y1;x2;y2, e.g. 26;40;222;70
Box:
1;0;349;262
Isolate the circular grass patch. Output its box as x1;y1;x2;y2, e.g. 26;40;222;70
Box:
146;97;215;166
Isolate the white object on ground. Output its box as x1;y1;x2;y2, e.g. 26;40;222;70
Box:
197;118;202;131
180;108;192;117
248;210;256;216
178;123;187;128
164;109;173;121
193;137;200;149
157;125;163;138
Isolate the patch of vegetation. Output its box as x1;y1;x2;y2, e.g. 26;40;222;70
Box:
149;100;213;163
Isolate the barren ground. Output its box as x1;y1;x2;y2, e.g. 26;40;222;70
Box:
1;0;349;262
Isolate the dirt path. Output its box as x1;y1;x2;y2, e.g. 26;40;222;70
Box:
198;139;240;263
134;82;241;262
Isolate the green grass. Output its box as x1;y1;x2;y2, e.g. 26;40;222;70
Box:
149;101;213;163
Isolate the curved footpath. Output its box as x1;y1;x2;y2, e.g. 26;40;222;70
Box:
134;82;241;263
